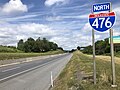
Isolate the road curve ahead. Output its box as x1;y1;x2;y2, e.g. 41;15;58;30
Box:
0;53;72;90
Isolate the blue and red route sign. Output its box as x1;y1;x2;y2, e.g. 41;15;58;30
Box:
89;12;115;32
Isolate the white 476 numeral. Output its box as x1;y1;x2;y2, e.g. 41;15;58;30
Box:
92;17;112;28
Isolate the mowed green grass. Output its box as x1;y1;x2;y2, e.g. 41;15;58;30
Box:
0;50;64;60
53;51;120;90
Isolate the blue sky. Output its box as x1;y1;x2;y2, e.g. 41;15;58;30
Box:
0;0;120;50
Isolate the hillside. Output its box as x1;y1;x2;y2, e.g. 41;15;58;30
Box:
0;45;21;53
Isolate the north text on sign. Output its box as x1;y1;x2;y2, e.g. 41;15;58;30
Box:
93;3;110;12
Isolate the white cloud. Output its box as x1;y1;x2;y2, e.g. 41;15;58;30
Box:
49;22;102;49
2;14;40;22
0;22;91;50
61;15;88;19
113;29;120;36
46;14;88;22
0;23;52;45
45;0;68;6
113;7;120;17
0;0;28;15
46;16;62;21
0;21;119;50
82;23;91;32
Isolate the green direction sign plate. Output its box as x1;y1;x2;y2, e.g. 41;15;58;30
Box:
109;36;120;44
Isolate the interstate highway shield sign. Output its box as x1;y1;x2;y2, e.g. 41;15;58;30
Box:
89;12;115;32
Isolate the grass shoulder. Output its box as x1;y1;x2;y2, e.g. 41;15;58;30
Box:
52;51;120;90
0;49;64;60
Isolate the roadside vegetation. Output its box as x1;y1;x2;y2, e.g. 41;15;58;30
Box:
0;45;22;53
82;38;110;55
0;49;64;60
17;37;62;53
82;38;120;57
0;37;64;60
115;51;120;58
52;51;120;90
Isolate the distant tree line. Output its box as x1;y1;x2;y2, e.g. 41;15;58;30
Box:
82;38;120;55
17;37;62;52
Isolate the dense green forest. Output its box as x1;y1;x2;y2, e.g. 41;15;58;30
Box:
0;37;63;53
17;37;62;52
82;38;120;55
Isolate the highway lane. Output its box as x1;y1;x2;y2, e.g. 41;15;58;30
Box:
0;54;67;81
0;53;72;90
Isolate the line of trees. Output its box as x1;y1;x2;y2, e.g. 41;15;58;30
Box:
82;38;120;55
17;37;61;52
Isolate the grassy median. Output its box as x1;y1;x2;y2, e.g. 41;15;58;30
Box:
52;51;120;90
0;50;64;60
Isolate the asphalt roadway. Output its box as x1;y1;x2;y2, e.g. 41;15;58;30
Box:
0;53;72;90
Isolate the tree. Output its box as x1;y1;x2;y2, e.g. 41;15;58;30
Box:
77;46;80;50
58;47;63;51
82;38;112;55
42;38;50;51
17;39;24;51
83;45;92;54
95;40;106;55
24;37;35;52
34;37;44;52
53;43;58;50
17;37;60;53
